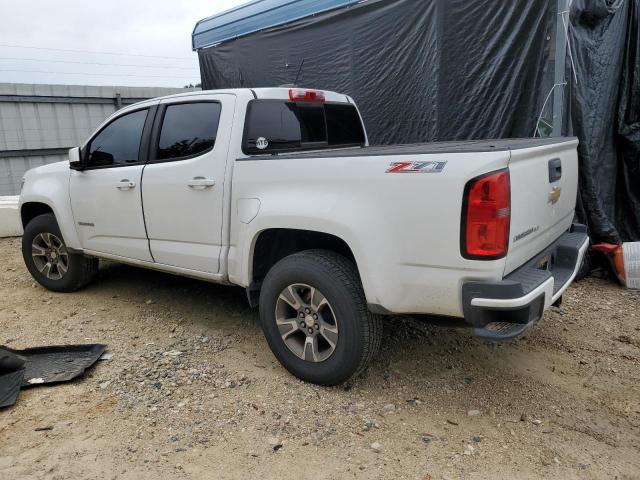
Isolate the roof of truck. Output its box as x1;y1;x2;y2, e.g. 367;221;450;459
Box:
144;87;351;104
192;0;363;49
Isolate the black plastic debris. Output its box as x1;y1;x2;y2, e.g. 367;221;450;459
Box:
0;349;25;408
0;344;106;408
18;344;106;387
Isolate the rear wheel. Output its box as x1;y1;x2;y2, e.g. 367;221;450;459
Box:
22;214;98;292
259;250;382;385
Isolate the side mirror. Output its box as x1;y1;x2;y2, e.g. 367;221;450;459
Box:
69;147;85;171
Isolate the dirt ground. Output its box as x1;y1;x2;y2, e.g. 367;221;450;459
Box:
0;237;639;480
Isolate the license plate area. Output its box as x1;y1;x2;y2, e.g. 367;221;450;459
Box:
537;253;556;272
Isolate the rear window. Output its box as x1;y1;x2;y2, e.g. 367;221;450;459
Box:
243;101;365;154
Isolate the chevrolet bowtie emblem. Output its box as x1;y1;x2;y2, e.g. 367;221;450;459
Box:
549;186;562;205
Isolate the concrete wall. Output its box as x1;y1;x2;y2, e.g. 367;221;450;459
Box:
0;83;199;195
0;196;21;237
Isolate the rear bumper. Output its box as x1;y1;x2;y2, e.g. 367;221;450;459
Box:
461;224;589;341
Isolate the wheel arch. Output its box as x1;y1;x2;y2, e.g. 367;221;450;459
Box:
20;201;54;228
246;228;362;306
19;180;82;250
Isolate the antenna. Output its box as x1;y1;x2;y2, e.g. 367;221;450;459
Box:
293;59;304;86
279;59;305;88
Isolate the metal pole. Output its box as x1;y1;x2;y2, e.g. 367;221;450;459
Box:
552;0;569;136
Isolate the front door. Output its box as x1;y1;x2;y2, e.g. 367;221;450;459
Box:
70;106;155;261
141;95;235;273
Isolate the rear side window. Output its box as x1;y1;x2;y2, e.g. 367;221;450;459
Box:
325;104;366;146
87;109;148;167
157;102;221;160
243;101;365;154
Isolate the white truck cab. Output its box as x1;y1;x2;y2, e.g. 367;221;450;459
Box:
19;88;588;385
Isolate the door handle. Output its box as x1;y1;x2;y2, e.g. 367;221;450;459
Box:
187;177;215;190
116;179;136;190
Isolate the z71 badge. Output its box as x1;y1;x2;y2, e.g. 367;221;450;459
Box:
386;161;447;173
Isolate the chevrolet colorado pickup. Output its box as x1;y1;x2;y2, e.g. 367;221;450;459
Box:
19;88;589;385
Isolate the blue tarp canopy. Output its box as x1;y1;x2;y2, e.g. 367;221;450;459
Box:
192;0;362;49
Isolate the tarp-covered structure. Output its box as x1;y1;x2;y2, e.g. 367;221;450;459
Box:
570;0;639;244
194;0;640;243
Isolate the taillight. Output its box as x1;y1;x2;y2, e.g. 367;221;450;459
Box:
288;89;325;102
461;169;510;259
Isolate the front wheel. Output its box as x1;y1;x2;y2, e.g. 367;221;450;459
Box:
22;213;98;292
259;250;382;385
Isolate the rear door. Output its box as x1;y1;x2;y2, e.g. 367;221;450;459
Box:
141;94;235;273
505;138;579;274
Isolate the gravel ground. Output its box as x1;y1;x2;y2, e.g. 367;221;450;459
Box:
0;236;639;479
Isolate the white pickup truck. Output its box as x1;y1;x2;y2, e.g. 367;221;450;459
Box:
19;88;589;385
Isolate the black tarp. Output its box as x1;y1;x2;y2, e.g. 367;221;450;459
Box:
198;0;640;242
571;0;640;243
199;0;556;144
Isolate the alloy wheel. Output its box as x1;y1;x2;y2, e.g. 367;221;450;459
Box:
31;232;69;280
275;283;339;362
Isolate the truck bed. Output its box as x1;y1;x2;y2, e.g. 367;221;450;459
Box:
241;137;578;160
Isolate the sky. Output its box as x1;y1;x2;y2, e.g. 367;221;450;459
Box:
0;0;247;88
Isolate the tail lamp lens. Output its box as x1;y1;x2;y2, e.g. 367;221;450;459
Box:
462;169;510;259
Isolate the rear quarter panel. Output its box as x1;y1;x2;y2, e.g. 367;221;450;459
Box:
229;151;511;317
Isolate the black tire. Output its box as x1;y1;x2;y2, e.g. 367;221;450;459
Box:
259;249;382;385
22;213;98;292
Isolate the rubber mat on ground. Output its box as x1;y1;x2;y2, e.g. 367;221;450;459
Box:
17;344;106;387
0;344;106;408
0;348;26;408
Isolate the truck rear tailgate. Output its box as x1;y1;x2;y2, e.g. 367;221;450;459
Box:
505;138;579;275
